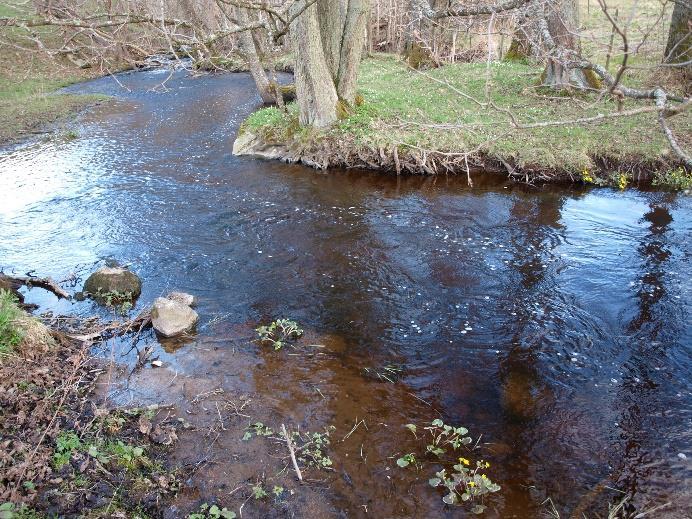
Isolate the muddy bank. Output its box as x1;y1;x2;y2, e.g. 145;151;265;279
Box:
233;128;685;186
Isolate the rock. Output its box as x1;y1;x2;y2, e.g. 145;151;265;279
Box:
84;267;142;302
232;130;291;161
166;291;197;307
151;297;198;338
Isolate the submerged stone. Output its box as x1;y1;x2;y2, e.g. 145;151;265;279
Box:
151;297;198;338
84;267;142;303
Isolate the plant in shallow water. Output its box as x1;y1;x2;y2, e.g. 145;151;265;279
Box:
256;319;303;350
242;422;274;440
402;420;500;513
292;427;335;469
188;503;236;519
429;459;500;512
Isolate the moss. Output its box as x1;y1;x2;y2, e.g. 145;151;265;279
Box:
583;68;603;89
354;93;365;107
335;99;350;120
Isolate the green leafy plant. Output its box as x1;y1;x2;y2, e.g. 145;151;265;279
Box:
403;420;500;512
0;290;24;355
104;440;148;470
272;485;284;497
242;422;274;441
429;459;500;512
0;502;42;519
256;319;303;350
95;289;134;315
424;419;472;457
52;432;82;468
188;503;236;519
251;483;268;500
652;167;692;190
396;453;418;468
292;427;335;470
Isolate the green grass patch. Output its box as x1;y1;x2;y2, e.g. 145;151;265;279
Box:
246;54;690;175
0;289;24;355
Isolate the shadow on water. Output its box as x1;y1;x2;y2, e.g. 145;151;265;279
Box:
1;68;691;517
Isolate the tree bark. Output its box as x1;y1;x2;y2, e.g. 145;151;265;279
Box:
236;9;275;105
291;0;340;127
664;0;691;66
539;0;599;89
290;0;369;127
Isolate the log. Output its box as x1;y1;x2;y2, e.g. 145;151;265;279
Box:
0;273;70;299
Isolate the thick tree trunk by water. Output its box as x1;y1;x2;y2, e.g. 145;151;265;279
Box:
664;0;691;66
290;0;369;127
540;0;599;89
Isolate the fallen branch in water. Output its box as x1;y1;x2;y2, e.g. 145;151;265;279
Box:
66;308;152;343
0;273;70;299
281;423;303;482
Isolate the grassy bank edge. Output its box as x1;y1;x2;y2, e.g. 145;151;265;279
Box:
239;56;691;188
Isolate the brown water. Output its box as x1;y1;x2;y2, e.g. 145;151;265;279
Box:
1;68;691;518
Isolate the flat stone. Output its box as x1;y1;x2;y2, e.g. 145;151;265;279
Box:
166;291;197;307
151;297;198;338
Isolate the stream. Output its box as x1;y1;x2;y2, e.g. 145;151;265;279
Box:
1;67;691;517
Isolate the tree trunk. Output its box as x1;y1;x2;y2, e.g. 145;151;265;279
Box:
236;9;275;105
664;0;691;66
290;0;369;127
540;0;600;89
506;15;533;61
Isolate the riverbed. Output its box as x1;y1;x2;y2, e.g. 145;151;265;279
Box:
1;67;690;517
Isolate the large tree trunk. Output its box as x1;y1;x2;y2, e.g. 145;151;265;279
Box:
664;0;691;66
540;0;599;89
291;0;369;127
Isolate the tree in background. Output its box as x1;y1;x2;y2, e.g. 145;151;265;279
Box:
664;0;691;68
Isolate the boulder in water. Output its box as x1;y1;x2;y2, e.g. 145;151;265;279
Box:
84;267;142;304
151;297;198;338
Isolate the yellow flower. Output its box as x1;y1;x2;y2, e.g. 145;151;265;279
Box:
469;482;476;487
459;457;470;466
485;462;490;468
481;474;488;480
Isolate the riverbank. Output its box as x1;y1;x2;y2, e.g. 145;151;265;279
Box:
235;54;691;186
0;3;107;144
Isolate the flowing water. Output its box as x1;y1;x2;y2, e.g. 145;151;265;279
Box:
1;68;691;518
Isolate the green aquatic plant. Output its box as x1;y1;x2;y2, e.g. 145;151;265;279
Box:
242;422;274;440
396;453;418;468
402;419;500;512
256;319;303;350
188;503;236;519
429;458;500;511
292;427;335;469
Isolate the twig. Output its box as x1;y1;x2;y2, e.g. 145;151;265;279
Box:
281;423;303;482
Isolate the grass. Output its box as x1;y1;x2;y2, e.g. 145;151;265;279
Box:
0;0;106;144
0;289;24;355
243;54;690;176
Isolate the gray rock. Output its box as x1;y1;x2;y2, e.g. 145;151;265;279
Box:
166;291;197;307
84;267;141;303
232;131;291;161
151;297;198;338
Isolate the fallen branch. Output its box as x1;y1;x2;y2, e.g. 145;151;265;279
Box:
0;273;70;299
67;309;152;343
281;423;303;482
